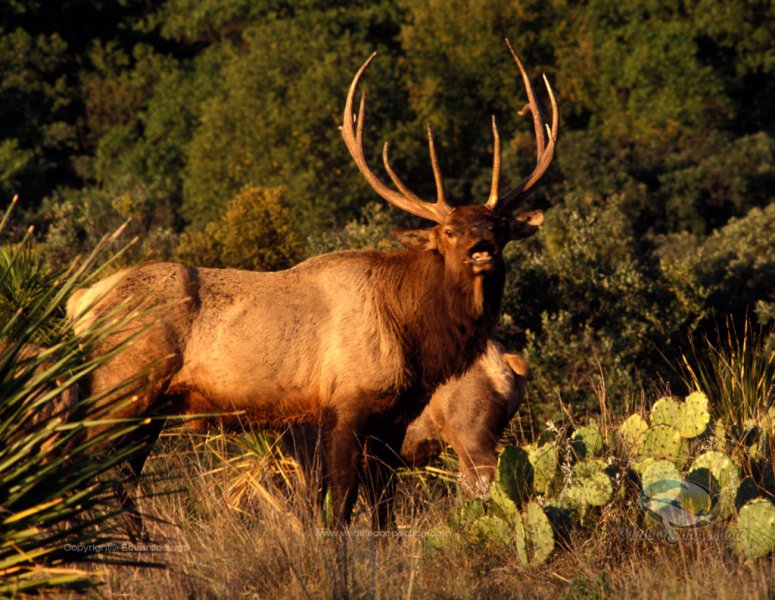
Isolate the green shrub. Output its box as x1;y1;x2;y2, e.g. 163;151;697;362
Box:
305;202;398;256
501;193;698;415
175;185;303;271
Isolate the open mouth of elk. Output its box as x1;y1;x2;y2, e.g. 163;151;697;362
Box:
466;241;497;266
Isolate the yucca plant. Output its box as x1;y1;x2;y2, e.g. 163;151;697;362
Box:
681;320;774;424
0;198;162;594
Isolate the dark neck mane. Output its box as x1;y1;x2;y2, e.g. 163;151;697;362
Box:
378;249;504;392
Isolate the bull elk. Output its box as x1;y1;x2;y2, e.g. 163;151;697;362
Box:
67;39;557;532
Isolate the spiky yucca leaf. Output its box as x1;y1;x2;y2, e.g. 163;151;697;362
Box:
681;320;774;424
0;201;160;594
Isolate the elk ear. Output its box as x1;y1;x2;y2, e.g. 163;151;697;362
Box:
502;353;528;376
510;210;544;240
391;228;438;251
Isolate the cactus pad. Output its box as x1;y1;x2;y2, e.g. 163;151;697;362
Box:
676;391;711;438
714;421;727;451
514;501;554;566
565;460;613;508
620;413;648;449
528;444;558;495
497;445;532;505
732;498;775;559
489;480;518;520
571;424;604;459
633;458;681;491
650;397;680;427
637;424;683;463
447;498;485;530
688;451;740;517
472;515;513;548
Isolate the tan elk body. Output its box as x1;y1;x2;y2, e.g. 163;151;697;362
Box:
68;40;557;530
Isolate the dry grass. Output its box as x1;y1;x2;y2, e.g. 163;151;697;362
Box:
76;426;774;600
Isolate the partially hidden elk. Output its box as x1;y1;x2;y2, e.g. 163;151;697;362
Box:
400;341;527;495
285;341;527;500
66;39;557;533
2;343;80;458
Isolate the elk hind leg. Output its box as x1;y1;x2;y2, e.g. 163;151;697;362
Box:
114;416;166;542
361;429;404;531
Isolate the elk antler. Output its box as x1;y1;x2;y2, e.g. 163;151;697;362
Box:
485;39;558;214
341;53;453;224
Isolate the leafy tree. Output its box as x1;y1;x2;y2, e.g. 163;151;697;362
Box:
655;202;775;337
182;1;404;232
398;0;559;207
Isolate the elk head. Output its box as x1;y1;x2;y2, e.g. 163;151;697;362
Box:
341;39;557;282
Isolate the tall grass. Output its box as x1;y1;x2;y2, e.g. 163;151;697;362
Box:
94;425;774;600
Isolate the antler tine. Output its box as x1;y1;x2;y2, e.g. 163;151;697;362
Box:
485;116;501;210
383;142;418;198
499;73;558;207
426;124;450;209
341;53;452;224
488;40;559;213
506;39;546;161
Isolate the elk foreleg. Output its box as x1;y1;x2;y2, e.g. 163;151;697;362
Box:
325;419;364;530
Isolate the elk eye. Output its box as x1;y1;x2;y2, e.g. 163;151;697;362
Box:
444;229;455;238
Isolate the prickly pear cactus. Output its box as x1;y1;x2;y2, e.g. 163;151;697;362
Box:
676;391;711;439
732;498;775;559
564;460;613;508
515;501;554;566
514;507;528;565
619;414;648;448
688;451;740;517
528;444;558;495
637;424;683;464
632;458;681;490
472;515;513;548
447;498;485;530
489;480;518;520
650;397;680;427
714;421;727;451
497;445;532;505
571;423;604;459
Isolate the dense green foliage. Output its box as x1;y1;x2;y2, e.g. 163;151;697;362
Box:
1;0;773;417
